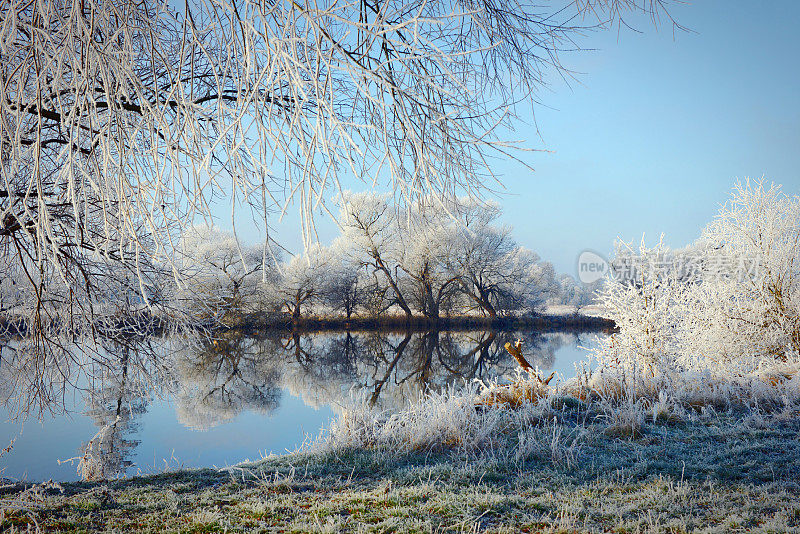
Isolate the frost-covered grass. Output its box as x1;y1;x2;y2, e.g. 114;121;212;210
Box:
318;353;800;457
3;390;800;532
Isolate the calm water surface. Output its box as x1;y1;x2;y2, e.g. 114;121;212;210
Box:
0;329;605;482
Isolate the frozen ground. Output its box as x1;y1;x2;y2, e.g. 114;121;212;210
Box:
2;401;799;533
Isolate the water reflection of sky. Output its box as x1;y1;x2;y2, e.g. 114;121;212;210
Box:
0;330;604;482
1;390;332;482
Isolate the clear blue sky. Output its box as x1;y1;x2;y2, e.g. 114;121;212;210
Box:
499;0;800;275
233;1;800;277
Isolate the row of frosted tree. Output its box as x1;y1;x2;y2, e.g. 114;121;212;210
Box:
179;193;593;325
0;193;595;335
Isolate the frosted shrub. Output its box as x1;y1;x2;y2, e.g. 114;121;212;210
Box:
684;181;800;365
600;237;688;374
600;181;800;384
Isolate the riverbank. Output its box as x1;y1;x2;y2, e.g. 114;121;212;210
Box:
3;410;799;532
0;309;614;343
234;310;615;336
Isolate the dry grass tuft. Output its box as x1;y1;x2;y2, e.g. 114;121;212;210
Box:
475;340;556;409
474;377;549;409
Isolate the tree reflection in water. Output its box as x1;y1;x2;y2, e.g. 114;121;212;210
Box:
0;329;592;480
171;332;281;430
80;343;147;481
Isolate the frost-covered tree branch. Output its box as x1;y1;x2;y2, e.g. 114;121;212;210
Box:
0;0;675;338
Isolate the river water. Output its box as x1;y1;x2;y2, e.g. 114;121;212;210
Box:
0;329;605;481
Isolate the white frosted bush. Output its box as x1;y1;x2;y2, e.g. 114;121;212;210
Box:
600;180;800;382
684;182;800;365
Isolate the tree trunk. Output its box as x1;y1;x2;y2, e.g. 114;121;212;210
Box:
373;254;412;319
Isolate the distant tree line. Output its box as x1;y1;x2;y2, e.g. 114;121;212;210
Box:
178;194;596;324
0;194;599;332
